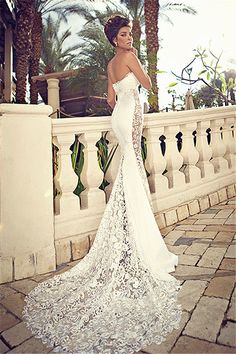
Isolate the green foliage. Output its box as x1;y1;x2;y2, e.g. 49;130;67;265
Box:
40;15;80;73
172;47;236;108
70;136;85;197
96;132;119;190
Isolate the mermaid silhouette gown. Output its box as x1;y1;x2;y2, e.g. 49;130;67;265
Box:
23;71;182;354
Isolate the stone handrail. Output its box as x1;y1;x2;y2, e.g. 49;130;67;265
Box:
52;105;236;240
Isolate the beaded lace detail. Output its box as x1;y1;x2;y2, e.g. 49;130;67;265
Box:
131;89;153;210
22;74;182;354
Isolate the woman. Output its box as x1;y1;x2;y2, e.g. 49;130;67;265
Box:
23;15;182;354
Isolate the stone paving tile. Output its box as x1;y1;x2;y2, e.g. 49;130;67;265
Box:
217;321;236;347
178;254;200;266
174;265;215;281
0;285;17;301
183;296;228;342
225;244;236;258
219;258;236;271
142;311;190;354
167;245;188;255
9;279;38;295
197;247;227;268
185;231;217;239
164;231;185;245
7;337;52;353
0;293;25;319
175;218;196;225
184;242;209;256
161;225;175;236
0;339;10;353
177;280;208;312
202;208;219;214
0;305;20;332
225;217;236;225
204;269;235;299
174;237;196;246
213;204;236;209
31;272;55;283
215;209;234;219
191;213;216;219
2;321;32;347
212;231;235;244
195;218;226;224
227;287;236;321
175;225;206;231
171;335;236;353
205;224;236;232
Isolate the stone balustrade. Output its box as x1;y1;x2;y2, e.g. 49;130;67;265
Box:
0;103;235;283
52;105;236;241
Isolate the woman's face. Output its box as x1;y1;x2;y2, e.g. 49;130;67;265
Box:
114;26;133;49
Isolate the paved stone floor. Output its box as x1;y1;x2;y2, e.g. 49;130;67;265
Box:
0;197;235;353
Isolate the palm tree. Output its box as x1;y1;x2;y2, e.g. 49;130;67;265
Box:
68;22;114;98
77;0;197;111
40;15;80;74
14;0;92;104
144;0;160;112
15;0;35;103
132;0;197;111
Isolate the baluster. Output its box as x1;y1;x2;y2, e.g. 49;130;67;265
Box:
143;126;168;196
105;130;121;201
79;131;106;210
210;118;228;173
223;117;236;169
180;122;201;183
53;134;79;215
195;120;214;178
164;125;185;188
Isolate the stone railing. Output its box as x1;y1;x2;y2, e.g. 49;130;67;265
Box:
52;106;236;242
0;103;235;283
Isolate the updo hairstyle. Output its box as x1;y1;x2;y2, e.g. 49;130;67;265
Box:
104;15;131;47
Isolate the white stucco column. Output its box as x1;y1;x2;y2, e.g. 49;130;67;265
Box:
47;78;60;118
0;104;56;283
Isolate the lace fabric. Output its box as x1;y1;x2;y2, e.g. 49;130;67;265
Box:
22;71;182;354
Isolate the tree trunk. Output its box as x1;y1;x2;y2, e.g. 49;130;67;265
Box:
144;0;160;112
15;0;35;103
132;18;142;56
29;11;43;104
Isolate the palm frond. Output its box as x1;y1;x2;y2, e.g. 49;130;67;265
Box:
161;2;197;15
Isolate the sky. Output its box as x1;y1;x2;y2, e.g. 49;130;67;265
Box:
60;0;236;109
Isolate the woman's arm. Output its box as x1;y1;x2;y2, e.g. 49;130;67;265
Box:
125;51;152;90
106;71;116;109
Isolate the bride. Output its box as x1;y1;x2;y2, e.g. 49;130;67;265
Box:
23;15;182;354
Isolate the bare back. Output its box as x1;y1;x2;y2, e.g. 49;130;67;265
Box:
107;53;131;84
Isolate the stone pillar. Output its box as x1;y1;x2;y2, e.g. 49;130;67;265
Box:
143;126;168;195
223;117;236;169
3;27;13;102
196;120;214;179
0;104;56;283
210;118;228;173
53;133;80;215
180;122;201;183
47;78;60;118
79;131;106;210
164;125;185;188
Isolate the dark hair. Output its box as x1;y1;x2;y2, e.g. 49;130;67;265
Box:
104;15;131;47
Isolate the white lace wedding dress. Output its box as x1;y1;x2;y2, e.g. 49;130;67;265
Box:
23;71;182;354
